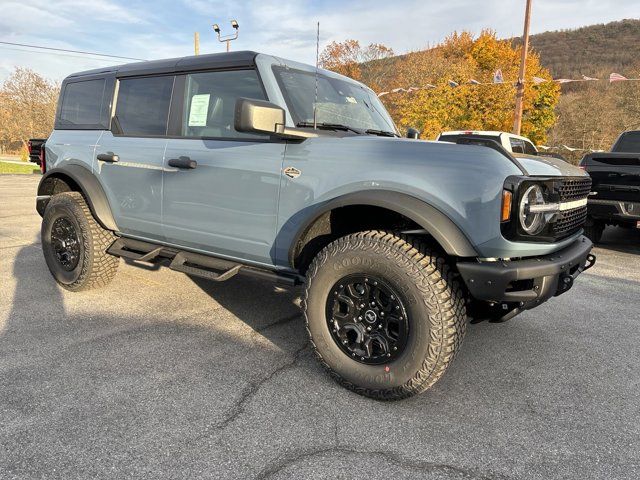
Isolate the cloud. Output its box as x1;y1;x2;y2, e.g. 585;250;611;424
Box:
2;0;639;82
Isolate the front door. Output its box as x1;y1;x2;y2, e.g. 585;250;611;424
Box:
95;75;174;241
162;69;285;266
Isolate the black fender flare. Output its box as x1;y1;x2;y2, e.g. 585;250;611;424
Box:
288;190;478;266
37;165;118;232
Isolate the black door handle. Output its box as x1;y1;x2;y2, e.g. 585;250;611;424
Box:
168;157;197;169
97;153;119;163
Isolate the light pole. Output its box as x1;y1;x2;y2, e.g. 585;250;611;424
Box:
213;20;239;52
513;0;532;135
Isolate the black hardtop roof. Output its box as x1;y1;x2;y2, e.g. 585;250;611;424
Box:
66;50;260;80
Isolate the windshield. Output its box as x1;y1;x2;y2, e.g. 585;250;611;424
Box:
272;66;398;134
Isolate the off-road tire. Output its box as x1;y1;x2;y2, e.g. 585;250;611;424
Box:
41;192;119;291
583;219;604;244
303;231;467;400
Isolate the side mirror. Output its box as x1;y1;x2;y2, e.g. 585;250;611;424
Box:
234;98;317;140
407;127;420;139
235;97;285;135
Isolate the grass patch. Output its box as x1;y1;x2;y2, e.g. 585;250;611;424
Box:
0;161;40;175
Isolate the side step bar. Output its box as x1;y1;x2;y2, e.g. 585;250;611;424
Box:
170;252;242;282
107;237;302;286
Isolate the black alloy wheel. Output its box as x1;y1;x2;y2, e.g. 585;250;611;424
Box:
326;274;409;365
50;217;81;271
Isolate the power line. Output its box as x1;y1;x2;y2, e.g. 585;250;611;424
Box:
0;41;146;62
0;46;124;63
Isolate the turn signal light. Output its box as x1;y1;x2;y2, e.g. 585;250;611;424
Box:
501;190;512;222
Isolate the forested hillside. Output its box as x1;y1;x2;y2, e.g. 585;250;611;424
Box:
525;19;640;160
524;19;640;78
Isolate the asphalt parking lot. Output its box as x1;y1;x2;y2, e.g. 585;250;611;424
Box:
1;174;639;479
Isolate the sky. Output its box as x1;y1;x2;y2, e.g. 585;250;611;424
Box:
0;0;638;83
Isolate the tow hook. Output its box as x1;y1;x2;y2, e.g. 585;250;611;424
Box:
557;274;574;295
557;253;596;296
583;253;596;272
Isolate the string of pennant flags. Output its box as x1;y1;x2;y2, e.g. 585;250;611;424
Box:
377;71;640;97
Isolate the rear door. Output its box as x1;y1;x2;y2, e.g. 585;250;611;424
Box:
48;76;112;175
95;75;174;240
162;69;285;266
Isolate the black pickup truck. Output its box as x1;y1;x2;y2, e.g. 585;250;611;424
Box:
580;130;640;242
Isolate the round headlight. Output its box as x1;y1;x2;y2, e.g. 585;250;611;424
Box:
519;185;547;235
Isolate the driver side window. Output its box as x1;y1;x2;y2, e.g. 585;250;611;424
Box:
181;70;267;139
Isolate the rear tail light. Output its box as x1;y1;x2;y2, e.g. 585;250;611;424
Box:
39;147;46;174
27;140;33;155
501;190;513;222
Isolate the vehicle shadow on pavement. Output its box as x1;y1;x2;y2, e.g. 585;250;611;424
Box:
186;274;304;352
597;225;640;255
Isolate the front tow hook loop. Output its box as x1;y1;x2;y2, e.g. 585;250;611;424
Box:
584;253;596;272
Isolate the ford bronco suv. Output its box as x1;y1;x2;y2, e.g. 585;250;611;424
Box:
37;51;595;400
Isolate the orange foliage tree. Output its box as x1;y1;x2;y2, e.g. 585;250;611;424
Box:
320;31;560;145
319;40;395;93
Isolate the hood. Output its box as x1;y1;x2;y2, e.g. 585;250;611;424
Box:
514;154;587;177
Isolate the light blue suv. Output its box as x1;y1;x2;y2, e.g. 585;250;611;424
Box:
36;51;595;400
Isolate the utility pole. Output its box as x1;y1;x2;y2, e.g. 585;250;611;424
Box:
194;32;200;55
513;0;533;135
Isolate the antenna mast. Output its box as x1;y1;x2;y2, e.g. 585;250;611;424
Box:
313;21;320;130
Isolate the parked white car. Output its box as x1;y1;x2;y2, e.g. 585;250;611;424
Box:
437;130;539;156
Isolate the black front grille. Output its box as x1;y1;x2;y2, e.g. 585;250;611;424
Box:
551;206;588;238
550;178;591;238
557;177;592;201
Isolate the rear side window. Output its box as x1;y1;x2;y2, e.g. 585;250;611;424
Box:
523;140;538;155
180;70;267;139
509;137;525;154
115;76;174;136
59;79;107;128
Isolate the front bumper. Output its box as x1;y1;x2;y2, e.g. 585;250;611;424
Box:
457;236;595;311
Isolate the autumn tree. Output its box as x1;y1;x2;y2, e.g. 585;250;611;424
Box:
320;40;395;92
0;68;59;153
320;31;560;145
387;31;560;144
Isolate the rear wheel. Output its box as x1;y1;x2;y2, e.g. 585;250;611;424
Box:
41;192;119;291
303;231;467;400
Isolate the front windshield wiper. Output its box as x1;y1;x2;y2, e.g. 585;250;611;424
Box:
364;129;400;138
296;122;363;134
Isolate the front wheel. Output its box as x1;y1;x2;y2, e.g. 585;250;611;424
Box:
303;231;467;400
